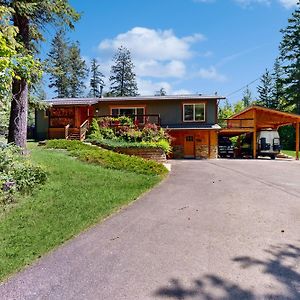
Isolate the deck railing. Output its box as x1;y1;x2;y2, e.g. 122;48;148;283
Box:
95;114;161;127
218;118;254;129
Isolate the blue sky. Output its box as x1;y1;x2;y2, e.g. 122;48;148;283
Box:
43;0;298;104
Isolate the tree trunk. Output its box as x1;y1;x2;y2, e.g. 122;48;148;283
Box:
8;78;29;148
7;13;30;149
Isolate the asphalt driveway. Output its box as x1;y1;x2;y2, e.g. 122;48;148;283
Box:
1;159;300;300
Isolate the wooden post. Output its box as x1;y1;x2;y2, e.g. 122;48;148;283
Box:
253;109;257;159
296;122;299;160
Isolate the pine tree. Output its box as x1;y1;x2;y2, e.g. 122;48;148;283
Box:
272;58;284;110
257;69;274;108
68;42;88;98
89;58;105;98
47;29;70;98
155;88;167;96
109;46;138;96
3;0;79;148
242;86;252;107
279;1;300;114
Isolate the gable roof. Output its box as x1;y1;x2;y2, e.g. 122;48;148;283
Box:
45;94;226;106
230;105;300;123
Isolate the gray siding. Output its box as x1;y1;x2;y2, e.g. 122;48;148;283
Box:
35;109;49;140
95;99;217;125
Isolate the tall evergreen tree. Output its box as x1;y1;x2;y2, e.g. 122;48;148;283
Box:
257;69;274;108
279;1;300;114
47;29;70;98
3;0;79;148
89;58;105;98
109;46;138;96
242;86;252;107
272;58;284;110
68;42;88;98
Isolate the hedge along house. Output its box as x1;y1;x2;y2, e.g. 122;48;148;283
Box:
36;94;225;159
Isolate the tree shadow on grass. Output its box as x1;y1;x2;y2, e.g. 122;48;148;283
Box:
154;243;300;300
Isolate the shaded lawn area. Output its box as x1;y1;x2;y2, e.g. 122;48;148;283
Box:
0;145;161;281
282;150;296;158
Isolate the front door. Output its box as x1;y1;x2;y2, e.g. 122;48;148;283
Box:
184;135;195;158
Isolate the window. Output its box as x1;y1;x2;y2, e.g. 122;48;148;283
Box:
183;103;205;122
110;107;145;124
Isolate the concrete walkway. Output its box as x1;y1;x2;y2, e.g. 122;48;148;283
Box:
1;159;300;300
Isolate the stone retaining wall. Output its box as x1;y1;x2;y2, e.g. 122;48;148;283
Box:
114;147;167;163
92;142;167;163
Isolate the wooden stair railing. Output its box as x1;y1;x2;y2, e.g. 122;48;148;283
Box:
65;124;70;140
79;119;89;141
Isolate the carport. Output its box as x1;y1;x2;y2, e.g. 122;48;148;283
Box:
220;105;300;159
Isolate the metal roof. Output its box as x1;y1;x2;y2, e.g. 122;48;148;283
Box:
99;94;226;102
45;98;98;106
45;94;226;106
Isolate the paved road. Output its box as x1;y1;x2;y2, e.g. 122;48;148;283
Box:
1;159;300;300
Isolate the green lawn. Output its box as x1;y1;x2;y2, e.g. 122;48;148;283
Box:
0;145;162;281
282;150;296;158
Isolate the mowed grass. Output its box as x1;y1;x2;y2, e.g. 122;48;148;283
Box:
282;150;296;158
0;145;161;281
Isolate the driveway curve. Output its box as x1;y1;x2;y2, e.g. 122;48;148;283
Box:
1;159;300;300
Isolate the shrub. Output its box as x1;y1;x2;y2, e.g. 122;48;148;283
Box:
0;144;47;204
45;140;168;176
87;117;172;154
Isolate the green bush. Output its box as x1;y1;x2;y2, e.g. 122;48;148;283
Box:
45;140;168;176
0;144;47;204
87;117;172;154
87;138;172;155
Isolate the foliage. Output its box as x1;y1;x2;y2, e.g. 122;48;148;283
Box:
242;86;253;107
279;2;300;114
68;42;88;98
87;117;172;153
89;58;105;98
155;87;167;96
3;0;79;147
0;144;47;204
218;99;245;127
109;46;138;96
0;144;160;280
88;138;172;155
272;58;284;110
0;6;41;96
47;29;70;98
28;80;48;126
45;140;169;176
279;125;296;150
257;69;274;108
47;32;88;98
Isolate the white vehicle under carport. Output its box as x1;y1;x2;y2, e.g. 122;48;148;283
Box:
257;129;281;159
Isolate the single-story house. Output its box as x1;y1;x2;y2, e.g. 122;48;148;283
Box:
36;94;225;159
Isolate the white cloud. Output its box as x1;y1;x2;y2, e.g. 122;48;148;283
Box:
278;0;298;8
136;78;172;95
197;66;227;82
172;89;193;95
135;59;186;78
99;27;204;61
98;27;205;79
193;0;298;8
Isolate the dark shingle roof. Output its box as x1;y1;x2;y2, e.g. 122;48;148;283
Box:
45;94;226;106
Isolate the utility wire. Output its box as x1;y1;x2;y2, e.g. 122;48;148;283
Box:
226;77;260;98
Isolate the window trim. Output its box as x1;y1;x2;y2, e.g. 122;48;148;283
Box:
183;103;206;122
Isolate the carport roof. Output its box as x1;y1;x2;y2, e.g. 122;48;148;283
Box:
230;105;300;127
221;105;300;136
